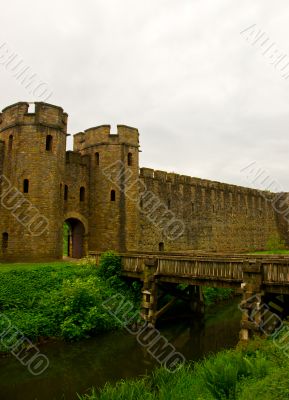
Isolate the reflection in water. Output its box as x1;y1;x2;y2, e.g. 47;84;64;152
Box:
0;298;241;400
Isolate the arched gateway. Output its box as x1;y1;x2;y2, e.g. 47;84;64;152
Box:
63;218;86;258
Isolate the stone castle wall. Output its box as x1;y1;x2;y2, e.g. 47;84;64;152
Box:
0;101;287;261
64;151;90;221
138;168;283;252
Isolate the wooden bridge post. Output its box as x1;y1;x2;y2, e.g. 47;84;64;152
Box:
189;286;205;316
240;261;264;341
141;258;158;327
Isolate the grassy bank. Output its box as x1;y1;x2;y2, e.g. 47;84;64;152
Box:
0;252;141;350
0;253;235;350
250;250;289;255
79;331;289;400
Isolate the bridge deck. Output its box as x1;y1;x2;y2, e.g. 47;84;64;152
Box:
90;251;289;293
91;251;289;335
117;253;289;294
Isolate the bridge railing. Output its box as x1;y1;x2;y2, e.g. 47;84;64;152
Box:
121;255;146;273
90;251;289;286
263;261;289;284
120;254;289;286
156;257;244;281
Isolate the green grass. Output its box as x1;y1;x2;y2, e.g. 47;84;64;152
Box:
249;236;289;255
249;250;289;255
0;252;141;350
0;260;77;273
0;256;236;349
79;331;289;400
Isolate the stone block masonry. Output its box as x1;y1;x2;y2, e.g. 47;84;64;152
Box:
0;101;287;261
138;168;284;253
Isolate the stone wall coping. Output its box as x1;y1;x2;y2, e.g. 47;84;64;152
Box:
139;167;278;197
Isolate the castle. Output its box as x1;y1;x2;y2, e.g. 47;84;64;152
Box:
0;101;288;261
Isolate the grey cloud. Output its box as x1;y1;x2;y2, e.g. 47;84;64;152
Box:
1;0;289;190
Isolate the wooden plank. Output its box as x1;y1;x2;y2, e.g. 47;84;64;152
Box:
121;254;289;289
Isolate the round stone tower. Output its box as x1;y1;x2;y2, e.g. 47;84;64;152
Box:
0;102;67;261
73;124;140;252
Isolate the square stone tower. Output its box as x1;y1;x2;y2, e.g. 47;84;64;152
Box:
73;124;140;252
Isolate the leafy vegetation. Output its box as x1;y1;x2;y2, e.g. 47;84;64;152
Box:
0;252;141;349
78;330;289;400
203;287;234;306
176;284;234;306
0;252;231;351
250;235;289;255
63;222;70;256
266;235;286;252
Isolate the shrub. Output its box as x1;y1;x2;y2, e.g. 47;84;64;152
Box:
0;254;141;347
203;287;234;306
59;276;119;340
97;251;122;281
96;251;142;304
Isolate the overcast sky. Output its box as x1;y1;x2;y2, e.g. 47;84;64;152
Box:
1;0;289;191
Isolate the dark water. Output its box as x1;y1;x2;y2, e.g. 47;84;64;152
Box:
0;299;241;400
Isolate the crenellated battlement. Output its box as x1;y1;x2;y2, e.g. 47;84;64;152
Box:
73;124;139;151
0;102;67;133
139;167;275;199
0;100;286;262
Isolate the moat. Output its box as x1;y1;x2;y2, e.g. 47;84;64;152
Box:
0;299;241;400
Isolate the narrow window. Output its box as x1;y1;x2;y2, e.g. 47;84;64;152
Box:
46;135;53;151
8;135;13;152
192;202;195;212
60;183;62;198
2;232;8;251
167;199;171;209
95;152;100;166
64;185;68;201
159;242;164;252
128;152;133;166
23;179;29;193
80;187;85;202
111;190;116;201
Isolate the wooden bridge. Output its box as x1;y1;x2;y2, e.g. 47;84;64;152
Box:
92;251;289;341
